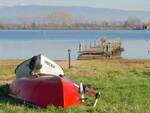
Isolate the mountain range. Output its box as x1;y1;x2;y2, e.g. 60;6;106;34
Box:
0;5;149;24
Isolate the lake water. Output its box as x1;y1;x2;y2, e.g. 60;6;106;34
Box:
0;30;150;60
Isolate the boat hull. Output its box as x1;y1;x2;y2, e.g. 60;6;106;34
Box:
10;76;80;108
15;54;64;78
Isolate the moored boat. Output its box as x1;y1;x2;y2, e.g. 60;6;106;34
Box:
10;75;80;108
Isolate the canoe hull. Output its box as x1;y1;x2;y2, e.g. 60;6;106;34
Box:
10;76;80;108
15;54;64;78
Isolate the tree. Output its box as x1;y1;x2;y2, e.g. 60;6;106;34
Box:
47;11;77;26
124;16;142;27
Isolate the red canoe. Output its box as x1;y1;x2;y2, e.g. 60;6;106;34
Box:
10;76;80;109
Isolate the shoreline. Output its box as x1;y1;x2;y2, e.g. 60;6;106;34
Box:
0;29;148;31
0;58;150;64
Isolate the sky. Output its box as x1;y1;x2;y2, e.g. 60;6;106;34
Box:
0;0;150;11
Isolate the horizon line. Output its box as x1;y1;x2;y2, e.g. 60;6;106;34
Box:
0;4;149;12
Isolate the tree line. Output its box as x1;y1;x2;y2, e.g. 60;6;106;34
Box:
0;11;147;30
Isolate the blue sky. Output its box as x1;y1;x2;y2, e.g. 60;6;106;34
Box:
0;0;150;11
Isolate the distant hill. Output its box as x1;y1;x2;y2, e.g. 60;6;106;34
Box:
0;5;149;24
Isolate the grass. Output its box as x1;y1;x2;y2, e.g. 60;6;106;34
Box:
0;59;150;113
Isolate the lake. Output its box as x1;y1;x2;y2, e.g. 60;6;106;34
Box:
0;30;150;60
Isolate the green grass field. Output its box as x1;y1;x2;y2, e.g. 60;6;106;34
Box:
0;59;150;113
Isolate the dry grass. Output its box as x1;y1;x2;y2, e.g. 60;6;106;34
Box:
0;59;150;83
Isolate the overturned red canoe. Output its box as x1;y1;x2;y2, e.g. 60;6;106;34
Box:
10;76;80;109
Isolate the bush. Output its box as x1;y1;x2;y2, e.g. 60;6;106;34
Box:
0;84;10;96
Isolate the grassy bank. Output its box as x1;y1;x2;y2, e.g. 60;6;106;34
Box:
0;59;150;113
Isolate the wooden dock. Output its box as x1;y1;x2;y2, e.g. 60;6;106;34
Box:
78;37;124;60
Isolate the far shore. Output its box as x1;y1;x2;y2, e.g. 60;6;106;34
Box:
0;27;146;30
